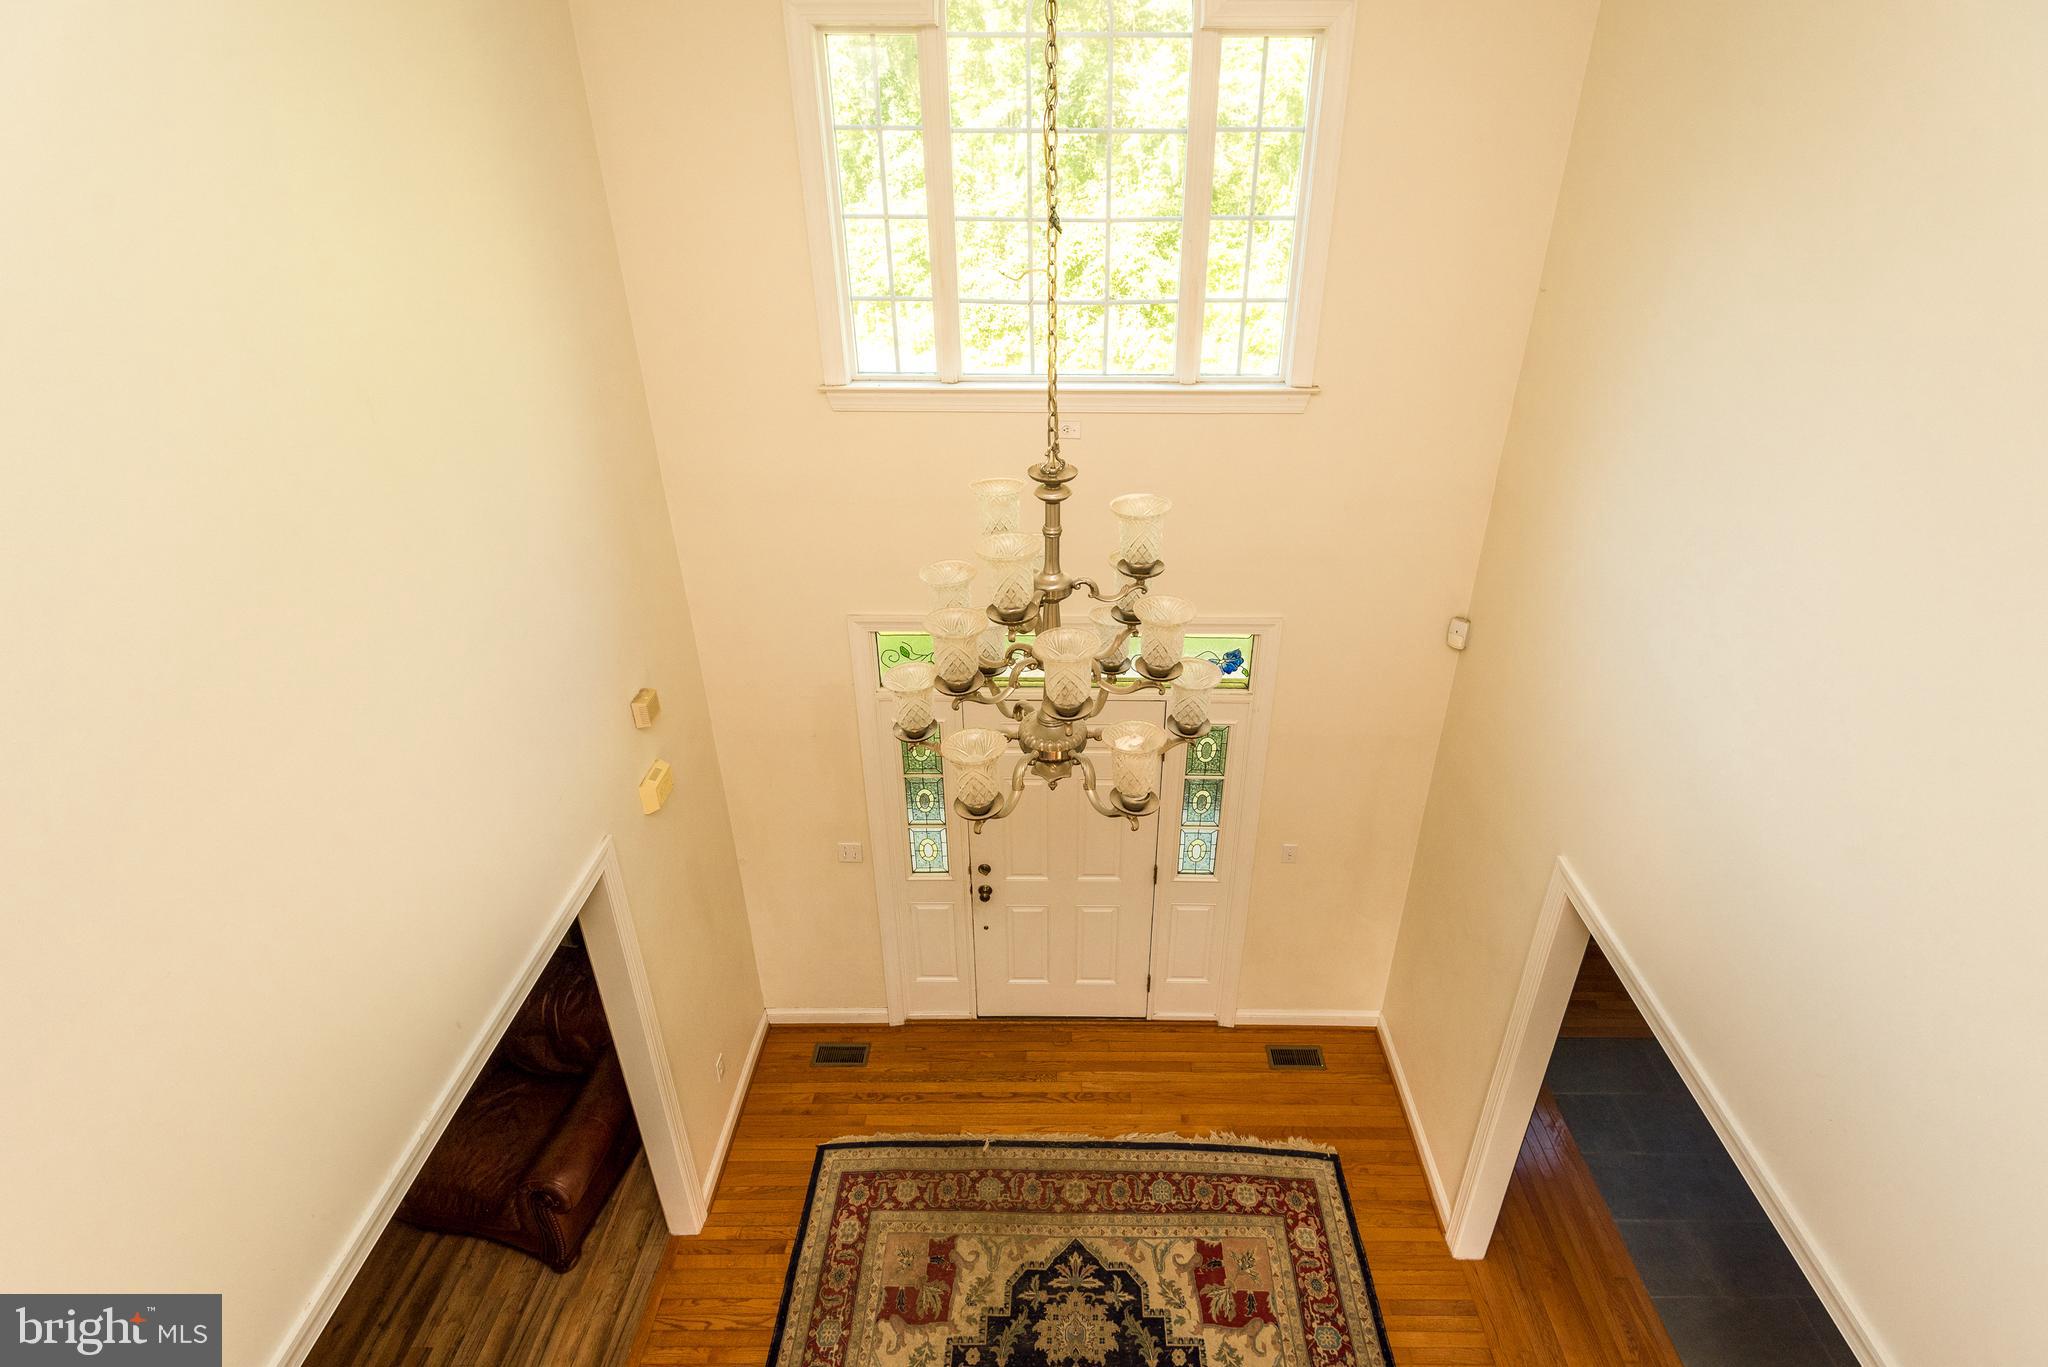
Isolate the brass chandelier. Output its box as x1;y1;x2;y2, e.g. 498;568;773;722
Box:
885;0;1214;831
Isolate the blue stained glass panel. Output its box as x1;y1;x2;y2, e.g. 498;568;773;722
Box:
905;777;947;824
1177;826;1217;876
1184;723;1230;776
909;825;950;874
1182;778;1222;827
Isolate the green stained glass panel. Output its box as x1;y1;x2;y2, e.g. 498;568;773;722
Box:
909;825;950;874
1185;723;1229;776
1177;826;1217;875
1182;778;1222;827
901;739;942;774
905;777;947;824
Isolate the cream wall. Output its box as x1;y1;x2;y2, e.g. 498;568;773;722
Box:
1383;3;2048;1364
0;4;761;1363
570;0;1598;1014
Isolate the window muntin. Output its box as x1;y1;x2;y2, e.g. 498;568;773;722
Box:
820;9;1320;385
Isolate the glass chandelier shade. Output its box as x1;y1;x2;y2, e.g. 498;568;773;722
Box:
918;559;976;611
1167;657;1222;734
1102;719;1171;804
925;607;985;687
884;661;938;735
978;533;1041;614
941;728;1008;812
1109;494;1172;567
970;478;1030;536
1134;593;1197;672
1032;626;1099;715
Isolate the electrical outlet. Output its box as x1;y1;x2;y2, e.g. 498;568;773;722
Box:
838;841;864;863
1281;843;1299;865
715;1053;727;1082
1058;417;1084;440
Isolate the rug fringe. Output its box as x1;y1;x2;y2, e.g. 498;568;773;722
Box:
819;1129;1338;1155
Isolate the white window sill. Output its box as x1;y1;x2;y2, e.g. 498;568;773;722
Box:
820;380;1319;413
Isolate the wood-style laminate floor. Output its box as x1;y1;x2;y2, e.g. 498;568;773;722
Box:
308;1150;667;1367
628;1023;1682;1366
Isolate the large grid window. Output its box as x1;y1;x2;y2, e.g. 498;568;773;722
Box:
814;3;1326;386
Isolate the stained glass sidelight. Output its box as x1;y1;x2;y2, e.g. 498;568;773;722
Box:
1184;723;1229;776
905;777;948;823
901;722;950;874
910;825;951;874
1176;723;1230;874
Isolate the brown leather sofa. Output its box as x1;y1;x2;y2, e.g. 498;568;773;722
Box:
398;932;641;1271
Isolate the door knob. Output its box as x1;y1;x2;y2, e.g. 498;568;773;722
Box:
977;885;993;902
977;863;991;875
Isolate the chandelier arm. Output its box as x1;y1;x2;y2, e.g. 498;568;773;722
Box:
1094;675;1170;699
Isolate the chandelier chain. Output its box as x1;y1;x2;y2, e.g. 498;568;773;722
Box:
1043;0;1062;473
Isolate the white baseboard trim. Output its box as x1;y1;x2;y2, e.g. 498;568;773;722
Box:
1375;1015;1452;1228
1232;1008;1382;1027
765;1006;893;1025
701;1010;770;1205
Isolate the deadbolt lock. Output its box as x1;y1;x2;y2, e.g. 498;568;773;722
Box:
977;885;993;902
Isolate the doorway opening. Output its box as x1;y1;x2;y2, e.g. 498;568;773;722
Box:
1446;860;1865;1367
304;846;697;1367
1544;946;1858;1366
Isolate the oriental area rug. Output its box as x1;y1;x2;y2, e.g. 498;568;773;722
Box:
767;1135;1395;1367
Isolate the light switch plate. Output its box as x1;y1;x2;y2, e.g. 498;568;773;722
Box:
838;842;864;863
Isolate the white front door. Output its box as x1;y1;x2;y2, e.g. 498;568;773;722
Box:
969;712;1159;1016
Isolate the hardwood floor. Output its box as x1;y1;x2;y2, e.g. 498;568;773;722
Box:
1560;943;1655;1038
627;1022;1680;1366
308;1150;667;1367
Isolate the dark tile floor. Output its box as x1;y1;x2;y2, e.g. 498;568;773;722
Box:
1546;1038;1859;1367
